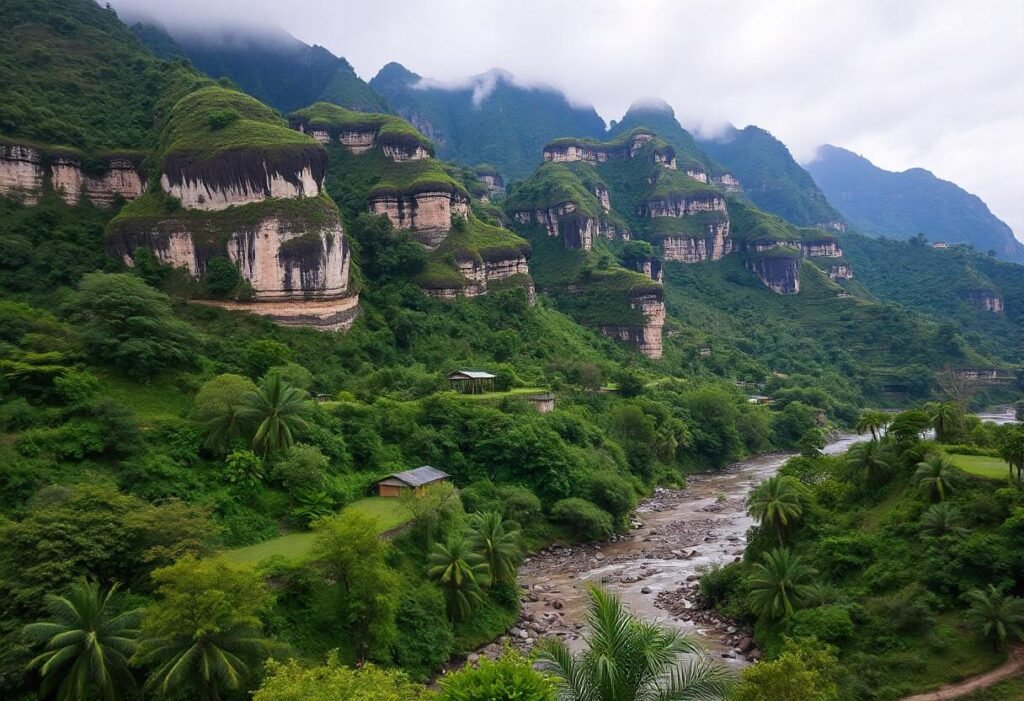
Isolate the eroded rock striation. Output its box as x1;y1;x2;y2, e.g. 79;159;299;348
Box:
0;143;44;204
512;204;621;251
370;191;471;248
800;239;842;257
746;255;801;294
600;293;666;359
963;289;1004;313
0;143;145;206
827;263;854;280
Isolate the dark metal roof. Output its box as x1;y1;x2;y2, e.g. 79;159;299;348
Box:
384;465;450;487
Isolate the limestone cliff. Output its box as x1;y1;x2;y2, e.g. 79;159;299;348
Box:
511;204;621;251
642;192;727;218
963;289;1004;313
51;154;146;206
0;142;44;203
600;293;666;359
543;129;675;170
745;254;801;294
827;263;854;280
369;190;471;248
289;103;435;162
800;239;843;257
713;173;741;192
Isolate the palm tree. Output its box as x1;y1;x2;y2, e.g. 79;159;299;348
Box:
997;427;1024;482
747;476;803;545
802;581;842;607
920;503;967;538
536;587;733;701
928;401;963;443
965;585;1024;650
855;410;889;441
468;511;522;586
136;619;271;701
23;579;141;701
427;534;490;622
845;440;892;491
240;375;310;457
748;548;816;620
914;454;955;502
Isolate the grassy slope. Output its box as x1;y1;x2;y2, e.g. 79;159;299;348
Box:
289;102;432;151
949;454;1012;480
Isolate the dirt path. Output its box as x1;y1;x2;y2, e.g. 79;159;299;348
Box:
901;645;1024;701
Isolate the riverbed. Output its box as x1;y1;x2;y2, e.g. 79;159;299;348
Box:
491;407;1019;667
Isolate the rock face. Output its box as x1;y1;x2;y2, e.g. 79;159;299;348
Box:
600;293;666;359
543;131;668;167
0;143;44;204
51;155;146;206
423;255;532;301
512;204;620;251
685;169;709;183
828;264;854;280
963;289;1004;313
628;257;664;283
661;228;733;263
595;185;611;211
816;220;846;232
160;147;326;211
713;173;741;192
369;191;471;248
746;256;800;294
477;172;505;196
643;193;726;218
800;240;843;257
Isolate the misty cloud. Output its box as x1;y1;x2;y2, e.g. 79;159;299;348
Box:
111;0;1024;238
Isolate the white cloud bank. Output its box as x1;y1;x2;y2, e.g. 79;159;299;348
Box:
112;0;1024;238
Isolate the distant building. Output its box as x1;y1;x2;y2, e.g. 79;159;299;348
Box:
447;370;497;394
932;242;949;249
375;466;450;498
747;395;773;405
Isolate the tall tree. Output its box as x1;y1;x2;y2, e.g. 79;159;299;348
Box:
748;548;816;620
919;503;967;538
194;374;257;453
928;401;963;443
240;374;310;457
311;512;399;661
997;426;1024;481
747;476;803;545
914;454;955;502
854;410;889;441
536;586;733;701
965;585;1024;650
468;511;522;586
24;579;141;701
427;534;489;622
135;557;274;701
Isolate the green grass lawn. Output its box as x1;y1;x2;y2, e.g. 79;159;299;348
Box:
959;678;1024;701
950;453;1012;480
222;496;411;566
449;387;546;401
100;372;192;424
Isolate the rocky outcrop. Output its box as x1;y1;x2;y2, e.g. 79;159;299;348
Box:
745;240;801;253
800;240;843;257
963;289;1004;313
600;293;665;359
511;204;620;251
628;257;664;282
543;131;666;166
653;150;677;170
595;185;611;211
160;146;327;211
477;171;505;196
746;256;800;294
382;143;432;161
661;228;733;263
51;155;146;206
369;191;471;248
643;193;726;218
816;220;846;232
0;143;44;204
827;264;853;280
684;169;709;183
193;295;361;331
712;173;741;192
423;257;534;302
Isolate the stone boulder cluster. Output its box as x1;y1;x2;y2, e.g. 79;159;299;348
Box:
0;142;145;206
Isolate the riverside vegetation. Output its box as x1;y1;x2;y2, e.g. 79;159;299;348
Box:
1;1;1022;700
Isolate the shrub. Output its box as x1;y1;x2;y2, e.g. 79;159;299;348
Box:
391;583;454;680
272;443;329;494
789;605;855;645
581;471;636;526
439;648;555;701
550;498;612;541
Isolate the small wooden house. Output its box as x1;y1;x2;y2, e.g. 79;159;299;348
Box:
447;370;496;394
376;466;450;497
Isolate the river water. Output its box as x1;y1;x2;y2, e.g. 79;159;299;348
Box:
504;407;1018;666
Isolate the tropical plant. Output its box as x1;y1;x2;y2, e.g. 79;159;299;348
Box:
965;585;1024;650
928;401;963;443
23;579;142;701
536;586;733;701
468;511;522;586
194;374;257;453
997;426;1024;481
254;653;431;701
913;454;955;502
854;410;889;441
290;488;336;524
439;648;555;700
135;556;274;701
240;375;310;457
919;503;967;538
747;476;804;545
887;410;931;444
845;440;892;491
427;534;490;622
748;548;816;620
224;449;265;489
802;581;843;607
733;637;840;701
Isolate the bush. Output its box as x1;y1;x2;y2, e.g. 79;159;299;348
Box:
391;583;454;680
699;563;744;606
581;471;636;527
550;498;612;541
789;605;855;645
439;648;555;700
272;443;329;495
496;485;543;527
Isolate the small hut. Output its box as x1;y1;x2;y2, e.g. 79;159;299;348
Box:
375;466;450;497
447;370;496;394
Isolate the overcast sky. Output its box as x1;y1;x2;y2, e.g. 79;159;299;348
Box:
113;0;1024;239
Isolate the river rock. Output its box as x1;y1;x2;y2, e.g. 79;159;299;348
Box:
641;586;652;594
